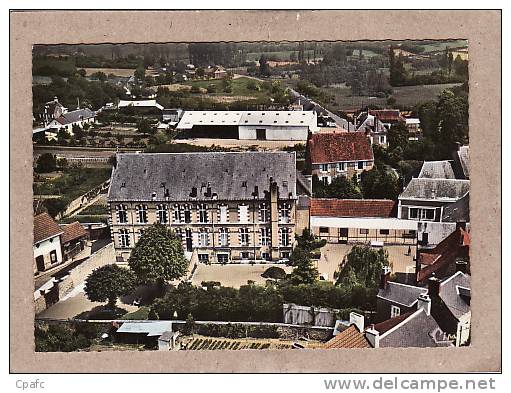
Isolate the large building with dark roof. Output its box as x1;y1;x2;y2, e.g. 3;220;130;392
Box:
107;152;298;263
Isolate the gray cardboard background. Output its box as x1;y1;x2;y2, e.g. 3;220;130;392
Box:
10;10;501;373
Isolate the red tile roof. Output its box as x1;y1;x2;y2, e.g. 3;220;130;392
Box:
324;325;372;349
311;198;397;218
417;227;470;283
61;221;87;244
369;109;404;122
33;212;63;244
373;312;414;334
308;132;373;164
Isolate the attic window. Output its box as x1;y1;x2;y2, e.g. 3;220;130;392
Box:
283;181;288;187
274;121;277;123
285;121;289;123
242;181;247;187
121;182;126;188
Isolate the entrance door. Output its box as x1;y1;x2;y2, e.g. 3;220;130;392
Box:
338;228;349;244
35;255;45;272
256;129;266;140
421;232;429;246
185;229;193;252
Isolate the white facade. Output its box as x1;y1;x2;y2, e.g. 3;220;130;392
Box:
33;235;63;273
238;125;309;141
310;216;418;231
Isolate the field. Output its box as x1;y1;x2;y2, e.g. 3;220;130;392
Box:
181;335;294;350
245;49;315;62
33;167;111;199
418;40;468;53
83;68;135;77
184;77;264;96
321;83;462;111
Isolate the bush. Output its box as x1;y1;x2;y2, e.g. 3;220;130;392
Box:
35;153;57;173
261;266;287;280
35;323;91;352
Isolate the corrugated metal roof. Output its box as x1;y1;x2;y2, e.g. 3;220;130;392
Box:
176;110;318;130
117;321;173;336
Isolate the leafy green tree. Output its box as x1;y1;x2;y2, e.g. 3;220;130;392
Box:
259;54;271;76
77;68;87;77
128;223;189;289
312;175;362;199
35;153;57;173
295;228;326;254
387;122;409;151
35;324;91;352
134;66;146;82
360;165;401;200
43;198;68;218
84;264;136;309
335;245;389;288
261;266;287;280
137;118;153;135
288;247;319;285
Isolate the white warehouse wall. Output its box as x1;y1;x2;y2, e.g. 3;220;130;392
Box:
238;125;309;141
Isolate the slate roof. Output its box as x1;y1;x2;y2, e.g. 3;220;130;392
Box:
442;193;470;222
438;271;471;319
33;212;63;244
324;325;372;349
377;309;453;348
55;108;95;125
61;221;87;244
377;282;427;307
311;198;396;218
308;132;373;164
108;152;297;202
417;227;470;283
399;178;470;201
418;161;456;179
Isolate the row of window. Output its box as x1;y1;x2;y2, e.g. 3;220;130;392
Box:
319;161;369;172
320;173;361;185
318;227;417;237
115;203;291;225
198;251;291;263
409;208;435;221
117;227;291;248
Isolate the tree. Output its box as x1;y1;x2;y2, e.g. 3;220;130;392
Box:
77;68;87;77
84;264;136;309
335;245;389;288
295;228;326;254
288;247;319;285
128;223;189;290
360;165;401;200
137;118;153;135
387;122;409;151
43;198;67;218
134;66;145;82
35;153;57;173
259;54;271;77
312;175;363;199
35;324;90;352
261;266;287;280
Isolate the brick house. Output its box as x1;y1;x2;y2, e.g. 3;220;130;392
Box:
107;152;298;264
306;132;374;186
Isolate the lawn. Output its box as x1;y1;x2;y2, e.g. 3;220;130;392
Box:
120;306;150;320
184;77;267;97
33;167;111;201
83;67;135;77
418;40;468;53
320;82;462;111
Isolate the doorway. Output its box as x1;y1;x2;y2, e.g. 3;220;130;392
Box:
256;129;266;140
35;255;45;272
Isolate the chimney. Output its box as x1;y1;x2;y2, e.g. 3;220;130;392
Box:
417;293;431;315
428;275;441;298
365;325;380;348
270;179;280;260
349;312;365;333
379;266;391;290
455;258;468;274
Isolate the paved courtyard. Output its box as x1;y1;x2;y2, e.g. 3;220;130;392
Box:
315;243;416;283
191;263;293;288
